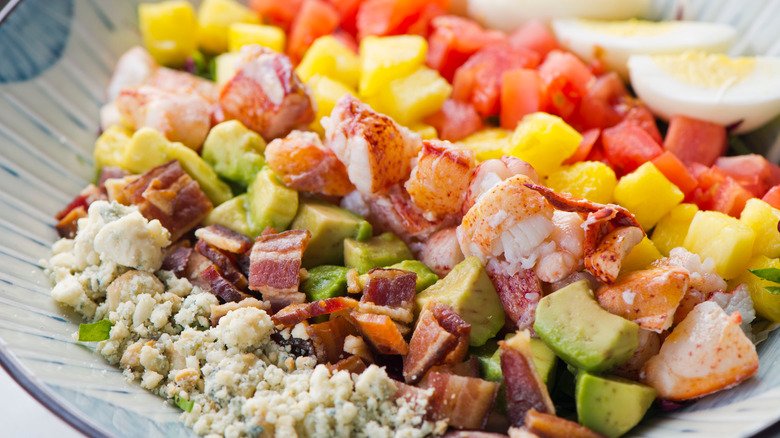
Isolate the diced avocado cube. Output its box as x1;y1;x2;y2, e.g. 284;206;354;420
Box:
344;232;413;274
246;167;298;234
530;337;558;388
94;125;132;173
201;120;266;189
202;194;252;237
534;280;638;373
291;200;373;268
575;371;656;438
121;128;233;205
470;339;506;413
302;265;349;302
471;335;557;387
416;257;505;346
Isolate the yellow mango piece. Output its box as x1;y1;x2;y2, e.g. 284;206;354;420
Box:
359;35;427;97
373;66;452;126
683;210;756;280
307;75;356;135
411;123;438;140
94;125;132;172
457;128;512;162
296;36;360;90
228;23;285;52
138;1;198;67
740;198;780;258
214;52;240;86
651;203;699;257
545;161;616;205
729;255;780;322
122;128;233;205
197;0;259;54
614;162;684;230
621;237;663;273
508;112;582;176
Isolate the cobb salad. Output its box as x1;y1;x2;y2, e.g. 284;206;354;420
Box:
44;0;780;437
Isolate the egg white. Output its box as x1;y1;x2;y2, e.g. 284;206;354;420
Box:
466;0;650;32
552;19;736;79
628;54;780;133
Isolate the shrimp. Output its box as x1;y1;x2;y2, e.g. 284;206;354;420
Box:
116;85;212;150
264;131;355;196
106;46;158;101
462;156;539;216
641;301;758;401
405;140;476;220
534;211;585;283
419;227;465;277
219;45;314;141
323;94;422;196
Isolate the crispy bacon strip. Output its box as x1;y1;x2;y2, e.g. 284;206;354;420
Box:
359;268;417;323
195;240;248;290
200;265;251;303
523;183;644;284
487;262;543;333
55;206;87;239
248;230;311;311
524;409;606;438
501;331;555;427
423;371;499;430
307;316;358;364
113;160;213;241
326;355;367;374
349;312;409;355
194;224;253;253
272;297;359;326
161;245;193;278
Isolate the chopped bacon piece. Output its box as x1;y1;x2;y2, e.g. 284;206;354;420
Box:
425;356;481;380
55;206;87;239
210;297;271;326
248;230;311;311
443;431;509;438
524;409;605;438
161;245;193;278
423;371;499;430
307;316;358;363
56;184;106;221
272;297;360;326
194;224;253;253
326;355;367;374
97;166;130;189
487;262;543;332
196;240;248;291
361;268;417;308
403;301;471;384
200;265;252;303
112;160;213;241
501;330;555;427
349;311;409;355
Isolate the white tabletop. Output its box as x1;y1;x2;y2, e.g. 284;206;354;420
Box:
0;365;85;438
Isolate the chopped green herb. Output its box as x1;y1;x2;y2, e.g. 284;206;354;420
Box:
175;395;194;412
728;135;751;156
78;319;114;342
750;268;780;284
764;286;780;295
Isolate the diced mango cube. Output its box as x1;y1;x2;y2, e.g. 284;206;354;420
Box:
197;0;259;54
138;1;198;67
372;66;452;126
621;237;663;273
457;128;512;162
359;35;427;97
307;75;356;135
228;23;285;52
508;112;582;176
651;203;698;257
411;123;438;140
546;161;616;205
296;36;360;90
94;125;132;172
614;162;684;230
729;255;780;322
214;52;240;86
683;210;756;279
740;198;780;258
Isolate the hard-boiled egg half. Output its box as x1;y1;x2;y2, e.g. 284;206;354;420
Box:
628;51;780;133
552;19;736;79
466;0;650;32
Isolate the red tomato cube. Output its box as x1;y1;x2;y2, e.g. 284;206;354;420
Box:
423;98;483;142
602;121;663;175
500;69;545;130
663;115;727;167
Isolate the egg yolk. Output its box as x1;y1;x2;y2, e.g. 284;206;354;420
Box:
652;51;756;89
580;19;675;37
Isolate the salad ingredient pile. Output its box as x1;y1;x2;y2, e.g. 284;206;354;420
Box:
45;0;780;437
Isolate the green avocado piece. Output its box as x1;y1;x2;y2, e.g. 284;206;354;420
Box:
302;265;349;302
246;167;299;234
357;259;438;292
94;125;132;175
470;339;506;413
291;200;373;268
575;372;657;438
202;194;253;237
415;257;504;347
534;280;638;373
471;335;557;387
201;120;266;189
121;128;233;205
344;232;413;274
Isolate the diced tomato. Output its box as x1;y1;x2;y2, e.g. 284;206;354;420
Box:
585;141;609;165
327;0;364;35
762;185;780;210
663;114;727;167
423;98;483;142
249;0;303;32
403;3;446;37
355;0;449;39
602;121;663;175
537;51;594;119
332;28;359;53
587;57;608;76
507;20;560;59
571;72;627;131
712;177;754;217
500;69;545;130
426;15;506;82
714;154;780;198
452;44;540;117
621;103;663;145
687;166;753;217
651;151;697;196
287;0;341;64
563;128;600;165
